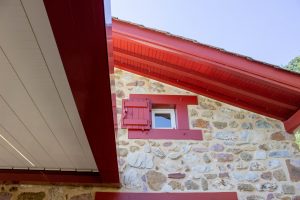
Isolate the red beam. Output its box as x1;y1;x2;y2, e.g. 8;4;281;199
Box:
114;49;297;111
112;19;300;92
95;192;238;200
43;0;119;184
284;109;300;133
0;169;102;185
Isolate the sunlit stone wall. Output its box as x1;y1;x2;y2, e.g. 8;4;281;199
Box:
115;68;300;200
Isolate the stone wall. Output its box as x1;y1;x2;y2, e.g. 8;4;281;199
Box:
115;69;300;200
1;68;299;200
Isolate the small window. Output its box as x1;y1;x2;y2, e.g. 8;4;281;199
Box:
152;109;176;129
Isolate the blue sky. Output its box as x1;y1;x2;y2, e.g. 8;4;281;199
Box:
111;0;300;66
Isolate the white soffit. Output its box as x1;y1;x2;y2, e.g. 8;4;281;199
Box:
0;0;97;170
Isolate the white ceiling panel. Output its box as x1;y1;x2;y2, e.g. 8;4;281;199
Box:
0;0;97;170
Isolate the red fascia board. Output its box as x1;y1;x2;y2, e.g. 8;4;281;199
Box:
43;0;119;184
112;19;300;92
0;170;105;186
96;192;238;200
284;109;300;133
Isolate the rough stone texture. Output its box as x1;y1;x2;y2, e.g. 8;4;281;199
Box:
233;172;259;182
254;150;267;160
201;178;208;191
146;170;167;191
268;160;281;169
261;171;272;180
246;195;264;200
152;147;165;158
130;146;140;152
286;159;300;182
184;180;199;190
118;148;128;157
0;193;12;200
192;119;209;128
168;181;184;191
17;192;45;200
271;131;285;141
258;182;278;192
273;169;287;181
249;161;266;171
269;150;290;158
282;184;295;194
123;168;141;189
219;172;229;179
163;142;172;147
214;153;234;162
212;179;234;190
128;152;154;169
203;154;211;163
134;140;145;146
237;183;255;191
214;131;237;140
48;187;64;200
210;143;224;152
168;152;182;160
204;174;217;179
212;121;227;129
240;152;253;161
168;173;185;179
70;193;92;200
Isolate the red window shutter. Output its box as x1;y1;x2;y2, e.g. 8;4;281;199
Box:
121;98;151;130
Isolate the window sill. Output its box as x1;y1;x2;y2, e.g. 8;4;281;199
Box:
128;129;202;140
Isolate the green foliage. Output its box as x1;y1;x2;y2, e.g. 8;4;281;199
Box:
285;56;300;73
295;129;300;147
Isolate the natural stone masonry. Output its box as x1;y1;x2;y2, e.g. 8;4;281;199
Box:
2;69;300;200
113;69;299;199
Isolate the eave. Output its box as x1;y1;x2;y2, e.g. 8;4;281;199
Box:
112;18;300;133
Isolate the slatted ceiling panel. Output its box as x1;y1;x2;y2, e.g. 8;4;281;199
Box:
0;129;35;168
0;144;24;167
0;95;54;167
0;0;97;170
0;125;36;168
0;2;84;168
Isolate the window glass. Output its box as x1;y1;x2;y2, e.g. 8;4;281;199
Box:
154;113;171;128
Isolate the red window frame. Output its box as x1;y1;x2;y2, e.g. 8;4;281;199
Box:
121;94;202;140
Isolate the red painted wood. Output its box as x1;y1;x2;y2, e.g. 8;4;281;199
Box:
114;50;296;111
43;0;119;184
0;169;102;185
129;129;202;140
95;192;238;200
112;19;300;90
125;94;201;140
112;19;300;127
122;99;151;129
284;109;300;133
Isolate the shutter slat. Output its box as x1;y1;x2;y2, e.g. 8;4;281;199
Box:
124;101;148;108
123;119;148;125
121;98;151;130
